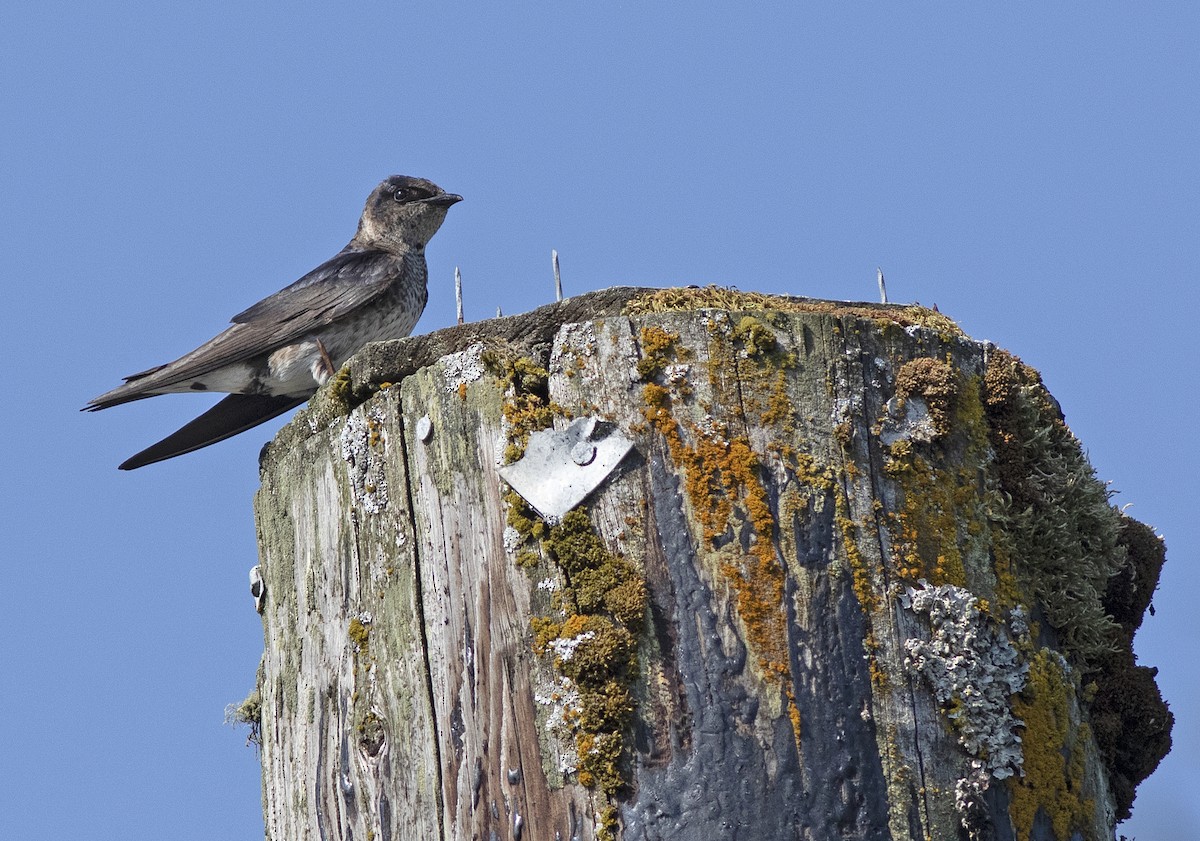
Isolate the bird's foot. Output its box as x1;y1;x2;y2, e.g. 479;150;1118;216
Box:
315;338;336;383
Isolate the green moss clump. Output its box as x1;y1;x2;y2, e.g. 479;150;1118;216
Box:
731;314;779;356
1102;515;1166;635
326;367;354;412
1088;645;1172;821
596;804;620;841
504;487;547;542
494;355;563;462
229;687;263;747
1088;516;1173;820
881;370;998;593
348;617;370;655
894;357;958;436
527;510;647;798
635;324;686;380
624;285;964;337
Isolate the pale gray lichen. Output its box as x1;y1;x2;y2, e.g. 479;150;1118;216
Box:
338;408;389;514
878;394;939;446
503;525;524;554
548;630;596;661
533;676;582;776
902;582;1028;829
440;341;487;393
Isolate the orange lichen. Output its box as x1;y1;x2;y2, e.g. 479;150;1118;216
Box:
637;323;803;746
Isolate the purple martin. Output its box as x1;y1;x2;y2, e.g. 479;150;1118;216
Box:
85;175;461;470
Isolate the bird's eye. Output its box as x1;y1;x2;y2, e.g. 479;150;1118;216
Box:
393;187;413;202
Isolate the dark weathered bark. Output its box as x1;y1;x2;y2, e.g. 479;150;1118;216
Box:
249;286;1169;841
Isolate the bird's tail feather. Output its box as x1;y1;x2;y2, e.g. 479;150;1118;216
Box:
119;394;306;470
83;364;173;412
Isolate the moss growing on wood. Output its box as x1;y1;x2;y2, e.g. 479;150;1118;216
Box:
528;511;647;798
492;354;563;462
230;686;264;747
882;371;997;592
326;367;355;413
624;285;963;338
1087;646;1172;821
1089;516;1173;820
490;348;645;803
1008;648;1097;841
349;616;370;656
894;357;958;437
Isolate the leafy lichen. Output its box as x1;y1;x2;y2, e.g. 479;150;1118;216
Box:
902;582;1028;830
982;349;1123;664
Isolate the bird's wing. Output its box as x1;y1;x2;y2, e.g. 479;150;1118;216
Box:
228;247;401;325
118;394;307;470
85;249;402;409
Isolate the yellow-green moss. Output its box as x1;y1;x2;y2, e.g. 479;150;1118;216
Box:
504;487;547;542
883;450;971;588
491;348;645;801
326;367;354;412
494;355;564;462
596;804;620;841
625;286;963;338
528;510;647;797
731;314;780;356
232;687;263;747
636;324;687;379
348;617;370;656
881;370;1005;597
836;509;889;689
1008;648;1096;840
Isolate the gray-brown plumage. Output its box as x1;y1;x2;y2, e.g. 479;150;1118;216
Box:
85;175;461;470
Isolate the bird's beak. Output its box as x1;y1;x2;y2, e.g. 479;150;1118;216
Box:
426;192;463;207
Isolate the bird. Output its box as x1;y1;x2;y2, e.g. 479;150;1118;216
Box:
84;175;461;470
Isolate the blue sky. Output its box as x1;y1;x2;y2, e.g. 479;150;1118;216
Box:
2;4;1196;838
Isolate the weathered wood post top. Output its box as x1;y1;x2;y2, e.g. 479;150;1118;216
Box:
246;285;1170;841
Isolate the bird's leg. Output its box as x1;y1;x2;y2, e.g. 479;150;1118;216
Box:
315;338;336;383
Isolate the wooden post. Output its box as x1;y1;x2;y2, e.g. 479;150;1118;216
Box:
247;286;1170;841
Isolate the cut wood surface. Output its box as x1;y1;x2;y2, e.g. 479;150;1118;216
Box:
249;286;1170;841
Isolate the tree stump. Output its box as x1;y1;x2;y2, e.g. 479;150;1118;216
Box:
247;286;1170;841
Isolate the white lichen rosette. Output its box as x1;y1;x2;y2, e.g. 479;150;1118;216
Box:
902;582;1029;832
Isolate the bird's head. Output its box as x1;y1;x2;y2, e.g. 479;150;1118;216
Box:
355;175;462;252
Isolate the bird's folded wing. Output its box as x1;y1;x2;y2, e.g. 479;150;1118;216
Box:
85;249;401;409
119;394;306;470
229;247;401;325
